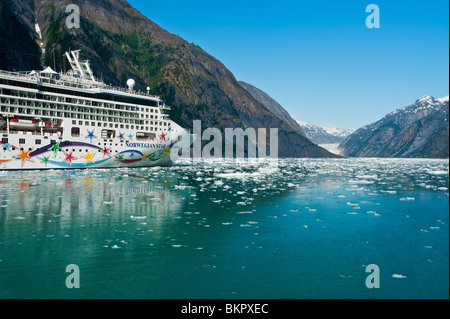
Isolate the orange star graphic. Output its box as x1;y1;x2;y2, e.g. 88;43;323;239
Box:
14;147;34;167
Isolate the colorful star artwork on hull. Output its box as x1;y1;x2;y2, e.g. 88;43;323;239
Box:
86;129;97;143
13;146;34;167
1;139;173;169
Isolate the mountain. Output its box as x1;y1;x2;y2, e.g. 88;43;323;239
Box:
238;81;307;137
0;0;337;158
297;121;353;144
340;95;449;158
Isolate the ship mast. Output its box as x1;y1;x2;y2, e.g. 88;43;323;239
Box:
64;50;96;82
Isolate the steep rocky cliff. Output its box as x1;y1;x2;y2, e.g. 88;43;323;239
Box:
0;0;336;158
340;95;449;158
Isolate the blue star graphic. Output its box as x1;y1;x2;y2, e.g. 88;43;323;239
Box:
86;129;97;142
118;132;125;140
128;134;133;140
3;143;12;152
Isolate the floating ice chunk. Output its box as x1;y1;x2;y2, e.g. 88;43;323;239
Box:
130;216;147;220
216;172;260;179
400;197;415;201
14;216;25;220
392;274;407;279
348;180;375;184
103;201;114;205
427;170;448;175
111;245;121;249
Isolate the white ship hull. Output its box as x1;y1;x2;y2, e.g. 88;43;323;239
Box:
1;127;193;170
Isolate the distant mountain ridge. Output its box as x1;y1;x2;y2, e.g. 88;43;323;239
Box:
0;0;337;158
297;121;353;144
340;95;449;158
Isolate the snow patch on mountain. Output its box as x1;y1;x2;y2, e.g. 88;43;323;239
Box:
297;121;353;144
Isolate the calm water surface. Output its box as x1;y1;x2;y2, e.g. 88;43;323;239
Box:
0;158;448;299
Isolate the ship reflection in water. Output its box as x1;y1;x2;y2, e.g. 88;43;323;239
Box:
0;158;448;299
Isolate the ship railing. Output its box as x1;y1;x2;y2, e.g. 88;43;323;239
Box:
1;70;162;101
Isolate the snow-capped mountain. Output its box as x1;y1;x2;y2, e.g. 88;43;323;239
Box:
297;121;353;144
340;94;449;158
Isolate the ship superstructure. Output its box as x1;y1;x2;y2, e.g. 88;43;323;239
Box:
0;50;191;170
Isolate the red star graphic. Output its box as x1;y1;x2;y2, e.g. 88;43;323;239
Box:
160;132;167;140
101;146;111;157
63;151;77;165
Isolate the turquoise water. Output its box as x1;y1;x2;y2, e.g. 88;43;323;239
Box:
0;158;448;299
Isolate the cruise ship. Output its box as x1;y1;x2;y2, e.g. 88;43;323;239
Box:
0;50;193;170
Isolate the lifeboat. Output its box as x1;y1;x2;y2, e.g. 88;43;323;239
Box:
43;121;62;132
9;118;38;130
0;118;6;128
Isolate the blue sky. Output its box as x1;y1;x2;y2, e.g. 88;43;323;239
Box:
128;0;449;130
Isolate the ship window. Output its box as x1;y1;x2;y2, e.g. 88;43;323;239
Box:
78;121;82;125
19;138;25;144
72;127;80;137
98;122;101;127
35;139;41;145
1;138;8;144
102;129;115;139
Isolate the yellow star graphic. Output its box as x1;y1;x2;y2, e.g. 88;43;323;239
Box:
14;146;34;167
81;151;95;165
